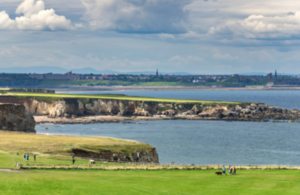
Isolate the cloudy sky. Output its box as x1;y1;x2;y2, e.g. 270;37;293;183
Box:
1;0;300;74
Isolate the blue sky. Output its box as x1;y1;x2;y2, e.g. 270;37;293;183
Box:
1;0;300;74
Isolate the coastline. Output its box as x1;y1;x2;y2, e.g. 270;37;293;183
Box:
35;115;296;125
54;86;300;93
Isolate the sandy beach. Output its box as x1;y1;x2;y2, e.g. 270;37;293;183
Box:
34;115;163;125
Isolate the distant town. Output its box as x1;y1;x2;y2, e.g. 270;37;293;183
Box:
0;70;300;87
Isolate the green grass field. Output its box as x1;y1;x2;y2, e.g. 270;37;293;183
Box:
1;169;300;195
7;91;248;105
0;132;299;194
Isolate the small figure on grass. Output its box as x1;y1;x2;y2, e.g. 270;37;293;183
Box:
34;154;36;162
222;165;227;175
23;154;26;162
233;166;236;175
72;156;75;165
26;153;29;162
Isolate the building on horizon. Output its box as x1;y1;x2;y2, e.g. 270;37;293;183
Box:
29;72;80;80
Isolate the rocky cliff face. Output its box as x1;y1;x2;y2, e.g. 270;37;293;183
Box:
73;148;159;163
0;96;299;121
0;104;36;132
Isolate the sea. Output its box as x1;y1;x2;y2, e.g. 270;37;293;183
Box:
36;90;300;165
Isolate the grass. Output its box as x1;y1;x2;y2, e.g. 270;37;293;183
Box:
1;169;300;194
0;131;154;160
6;92;248;105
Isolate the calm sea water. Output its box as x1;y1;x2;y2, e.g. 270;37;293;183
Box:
36;90;300;165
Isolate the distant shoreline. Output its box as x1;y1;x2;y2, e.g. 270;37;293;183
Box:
54;86;300;93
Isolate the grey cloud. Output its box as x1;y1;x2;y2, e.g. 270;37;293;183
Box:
81;0;192;34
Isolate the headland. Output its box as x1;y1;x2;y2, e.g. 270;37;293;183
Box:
0;91;299;124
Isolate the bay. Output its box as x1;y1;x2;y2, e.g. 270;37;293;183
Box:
36;90;300;165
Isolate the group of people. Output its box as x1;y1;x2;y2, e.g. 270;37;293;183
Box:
222;165;236;175
23;153;37;162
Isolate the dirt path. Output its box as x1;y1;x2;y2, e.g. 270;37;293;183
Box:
0;169;27;173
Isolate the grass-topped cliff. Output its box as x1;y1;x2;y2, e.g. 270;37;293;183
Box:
6;91;249;106
0;131;157;163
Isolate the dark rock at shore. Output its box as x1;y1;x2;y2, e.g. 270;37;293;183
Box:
0;104;36;132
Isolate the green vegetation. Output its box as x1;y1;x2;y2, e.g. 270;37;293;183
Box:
1;168;300;194
7;92;248;105
158;106;173;112
0;131;153;158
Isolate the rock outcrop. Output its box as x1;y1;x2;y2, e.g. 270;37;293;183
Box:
72;148;159;163
0;104;36;132
0;96;299;122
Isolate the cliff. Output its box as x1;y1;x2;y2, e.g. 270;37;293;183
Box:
72;147;159;163
0;104;36;132
0;96;299;121
0;131;158;163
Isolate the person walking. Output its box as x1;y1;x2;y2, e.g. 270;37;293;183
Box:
34;154;36;162
26;153;29;162
233;166;236;175
222;166;227;175
23;154;26;162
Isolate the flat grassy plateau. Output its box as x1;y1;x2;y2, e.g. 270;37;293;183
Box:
7;92;249;106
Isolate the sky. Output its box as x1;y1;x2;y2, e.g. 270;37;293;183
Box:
1;0;300;74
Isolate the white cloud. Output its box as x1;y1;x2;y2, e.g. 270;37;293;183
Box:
81;0;192;33
0;0;73;30
209;12;300;39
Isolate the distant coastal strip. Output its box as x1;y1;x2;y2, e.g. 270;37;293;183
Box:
54;86;300;93
0;92;299;124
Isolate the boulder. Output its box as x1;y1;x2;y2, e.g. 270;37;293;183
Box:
64;113;71;118
241;108;251;114
198;113;210;117
225;111;239;117
235;105;243;111
162;109;176;117
191;105;203;114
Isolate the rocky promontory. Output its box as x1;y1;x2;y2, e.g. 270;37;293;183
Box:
0;104;36;132
0;96;298;122
72;147;159;163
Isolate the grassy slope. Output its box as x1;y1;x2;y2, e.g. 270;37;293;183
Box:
0;169;300;195
0;131;153;159
8;92;248;105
